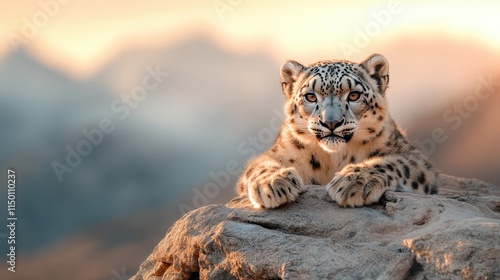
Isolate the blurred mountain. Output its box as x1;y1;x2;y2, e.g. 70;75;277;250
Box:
0;204;179;280
378;36;500;125
375;36;500;186
406;76;500;186
0;36;282;259
0;48;128;253
91;36;283;142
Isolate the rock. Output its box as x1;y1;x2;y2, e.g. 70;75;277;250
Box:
131;175;500;280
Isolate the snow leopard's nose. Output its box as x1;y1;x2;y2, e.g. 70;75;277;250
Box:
319;98;343;130
319;119;342;131
319;95;344;131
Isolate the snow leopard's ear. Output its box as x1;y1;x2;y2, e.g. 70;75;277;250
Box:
280;60;305;99
360;54;389;94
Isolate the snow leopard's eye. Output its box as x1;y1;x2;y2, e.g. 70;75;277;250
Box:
347;91;362;102
304;93;317;103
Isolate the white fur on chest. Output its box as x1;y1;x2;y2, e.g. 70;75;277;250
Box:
283;130;390;185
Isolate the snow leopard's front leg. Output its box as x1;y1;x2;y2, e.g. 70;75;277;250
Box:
237;154;304;209
326;153;438;207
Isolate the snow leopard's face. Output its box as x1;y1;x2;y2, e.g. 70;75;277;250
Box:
280;54;390;153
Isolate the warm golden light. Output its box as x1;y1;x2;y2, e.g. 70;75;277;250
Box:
1;0;499;78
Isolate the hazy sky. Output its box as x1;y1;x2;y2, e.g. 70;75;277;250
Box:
1;0;499;78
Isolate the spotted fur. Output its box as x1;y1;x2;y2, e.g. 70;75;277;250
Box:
236;54;438;208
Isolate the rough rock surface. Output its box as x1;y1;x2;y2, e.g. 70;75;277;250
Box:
132;175;500;280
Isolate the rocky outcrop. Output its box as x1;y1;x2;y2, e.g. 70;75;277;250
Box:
131;175;500;279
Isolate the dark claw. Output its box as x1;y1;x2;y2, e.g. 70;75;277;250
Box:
364;191;372;199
